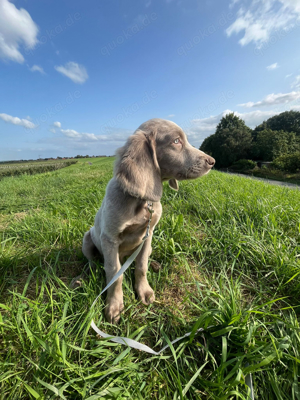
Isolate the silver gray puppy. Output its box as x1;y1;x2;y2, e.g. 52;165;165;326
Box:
82;118;215;323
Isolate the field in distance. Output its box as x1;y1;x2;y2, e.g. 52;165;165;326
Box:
0;158;78;179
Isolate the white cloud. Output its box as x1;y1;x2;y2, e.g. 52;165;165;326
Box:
61;129;82;138
167;114;175;118
53;121;61;128
266;62;279;70
291;75;300;89
233;109;283;127
189;112;226;134
29;64;45;74
0;112;37;129
239;91;300;107
226;0;300;48
61;129;98;141
0;0;39;63
60;128;132;142
49;128;56;134
55;62;88;84
285;73;293;78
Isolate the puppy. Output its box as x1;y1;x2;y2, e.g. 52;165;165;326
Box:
82;118;215;323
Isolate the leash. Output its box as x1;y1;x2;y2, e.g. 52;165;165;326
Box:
88;202;254;397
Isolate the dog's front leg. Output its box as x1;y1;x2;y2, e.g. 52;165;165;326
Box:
135;231;155;305
101;235;124;324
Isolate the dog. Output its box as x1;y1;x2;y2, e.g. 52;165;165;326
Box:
81;118;215;323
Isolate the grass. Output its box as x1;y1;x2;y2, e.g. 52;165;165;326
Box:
0;160;78;180
1;157;300;399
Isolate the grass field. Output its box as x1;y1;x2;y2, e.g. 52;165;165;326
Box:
0;160;78;180
1;157;300;399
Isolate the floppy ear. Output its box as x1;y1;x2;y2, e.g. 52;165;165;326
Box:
114;130;163;202
168;179;179;191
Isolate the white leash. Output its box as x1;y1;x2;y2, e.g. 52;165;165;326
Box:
89;235;207;354
88;202;254;397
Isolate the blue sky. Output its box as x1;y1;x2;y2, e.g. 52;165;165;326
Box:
1;0;300;161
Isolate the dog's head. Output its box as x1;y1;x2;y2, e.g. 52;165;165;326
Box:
114;118;215;201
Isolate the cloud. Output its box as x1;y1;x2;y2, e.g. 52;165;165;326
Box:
53;121;61;128
167;114;175;118
291;75;300;89
266;62;278;70
226;0;300;48
55;62;88;84
232;109;284;127
0;112;37;129
239;91;300;107
0;0;39;63
60;128;132;142
29;64;45;74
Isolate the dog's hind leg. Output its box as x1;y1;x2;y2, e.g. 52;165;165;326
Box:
70;229;103;288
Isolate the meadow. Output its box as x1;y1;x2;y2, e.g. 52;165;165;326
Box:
0;160;77;180
0;157;300;400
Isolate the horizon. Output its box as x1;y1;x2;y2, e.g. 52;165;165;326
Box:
1;0;300;161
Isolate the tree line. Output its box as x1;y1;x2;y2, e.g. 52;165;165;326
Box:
200;110;300;173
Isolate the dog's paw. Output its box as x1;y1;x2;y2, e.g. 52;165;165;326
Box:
105;297;124;324
136;282;155;305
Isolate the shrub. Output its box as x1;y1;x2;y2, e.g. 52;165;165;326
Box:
272;152;300;173
229;159;256;171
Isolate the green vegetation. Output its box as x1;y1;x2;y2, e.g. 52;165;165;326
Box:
1;158;300;399
200;111;300;176
200;114;252;169
255;110;300;136
0;160;78;179
251;129;299;162
272;152;300;173
227;159;256;171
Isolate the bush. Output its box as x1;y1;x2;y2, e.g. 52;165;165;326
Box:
272;152;300;173
229;159;257;171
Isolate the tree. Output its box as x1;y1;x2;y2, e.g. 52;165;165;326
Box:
254;110;300;137
251;129;300;161
272;152;300;173
200;113;252;168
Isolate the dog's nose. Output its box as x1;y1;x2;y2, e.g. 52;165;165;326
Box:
205;156;215;167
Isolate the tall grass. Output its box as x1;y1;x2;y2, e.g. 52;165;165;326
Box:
0;158;300;399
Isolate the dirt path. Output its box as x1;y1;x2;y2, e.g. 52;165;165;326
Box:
222;172;300;190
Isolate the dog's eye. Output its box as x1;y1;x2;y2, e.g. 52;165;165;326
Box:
174;138;180;144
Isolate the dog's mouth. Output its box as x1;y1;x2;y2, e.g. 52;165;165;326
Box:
178;160;215;179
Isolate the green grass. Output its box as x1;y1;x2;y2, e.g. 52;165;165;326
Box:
0;160;78;179
1;157;300;399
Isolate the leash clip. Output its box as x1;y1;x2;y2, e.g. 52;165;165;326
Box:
143;201;154;240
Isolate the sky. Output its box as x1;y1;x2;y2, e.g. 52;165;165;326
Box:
0;0;300;161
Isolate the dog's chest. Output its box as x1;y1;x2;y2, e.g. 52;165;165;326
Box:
120;203;152;238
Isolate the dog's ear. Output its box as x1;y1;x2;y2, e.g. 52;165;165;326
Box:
168;179;179;191
114;130;162;202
